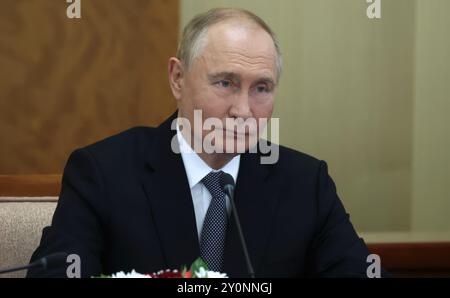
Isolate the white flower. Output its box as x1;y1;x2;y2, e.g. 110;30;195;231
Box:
205;271;228;278
110;270;150;278
194;267;228;278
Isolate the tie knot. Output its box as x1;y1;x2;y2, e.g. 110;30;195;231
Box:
201;171;224;196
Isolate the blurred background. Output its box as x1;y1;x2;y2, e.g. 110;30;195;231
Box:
0;1;449;274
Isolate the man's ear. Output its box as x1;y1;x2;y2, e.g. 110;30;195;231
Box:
168;57;184;100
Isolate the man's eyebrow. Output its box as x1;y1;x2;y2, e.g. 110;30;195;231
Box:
208;72;276;85
207;72;239;81
256;77;276;86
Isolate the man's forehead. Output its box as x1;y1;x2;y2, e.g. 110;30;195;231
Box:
190;21;278;80
200;51;277;81
205;21;275;54
201;42;276;77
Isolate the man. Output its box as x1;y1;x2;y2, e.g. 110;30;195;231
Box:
28;8;376;278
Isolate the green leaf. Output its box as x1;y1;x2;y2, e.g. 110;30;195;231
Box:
181;265;188;277
190;257;208;277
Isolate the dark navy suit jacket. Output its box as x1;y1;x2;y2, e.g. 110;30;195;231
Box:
28;112;374;278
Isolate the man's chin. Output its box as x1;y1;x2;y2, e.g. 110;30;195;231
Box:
216;138;256;154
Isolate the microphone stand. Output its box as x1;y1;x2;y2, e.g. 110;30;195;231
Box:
224;184;256;278
0;252;68;275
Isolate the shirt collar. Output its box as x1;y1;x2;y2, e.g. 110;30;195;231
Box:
176;123;240;189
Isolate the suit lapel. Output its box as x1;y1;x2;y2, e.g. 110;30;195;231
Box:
141;112;200;270
223;150;280;277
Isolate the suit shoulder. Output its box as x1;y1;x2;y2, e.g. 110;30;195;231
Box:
276;144;323;174
80;126;157;162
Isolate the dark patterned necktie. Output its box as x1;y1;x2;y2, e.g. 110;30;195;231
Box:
200;170;228;272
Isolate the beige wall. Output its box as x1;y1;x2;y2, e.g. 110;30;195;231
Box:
412;0;450;231
181;0;449;232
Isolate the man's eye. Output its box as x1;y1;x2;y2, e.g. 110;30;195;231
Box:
217;80;232;88
256;85;269;93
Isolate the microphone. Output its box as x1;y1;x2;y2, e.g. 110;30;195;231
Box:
220;173;255;278
0;252;68;275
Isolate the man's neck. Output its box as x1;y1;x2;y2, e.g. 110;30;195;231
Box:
198;152;237;170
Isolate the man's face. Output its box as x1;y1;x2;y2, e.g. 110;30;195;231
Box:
171;21;278;154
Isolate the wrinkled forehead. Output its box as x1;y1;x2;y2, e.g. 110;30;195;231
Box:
197;21;278;79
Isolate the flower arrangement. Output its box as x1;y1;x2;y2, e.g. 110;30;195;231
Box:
98;258;227;278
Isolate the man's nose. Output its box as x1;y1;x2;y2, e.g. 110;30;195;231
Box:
229;91;252;119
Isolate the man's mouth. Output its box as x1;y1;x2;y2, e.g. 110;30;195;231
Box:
223;129;251;137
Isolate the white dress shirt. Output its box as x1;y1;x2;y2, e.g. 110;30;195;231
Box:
176;125;240;240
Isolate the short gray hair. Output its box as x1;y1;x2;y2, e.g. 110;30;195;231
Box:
177;8;283;81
